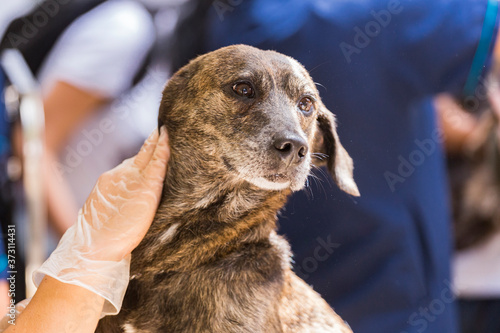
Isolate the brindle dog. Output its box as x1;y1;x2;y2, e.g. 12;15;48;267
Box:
97;45;359;333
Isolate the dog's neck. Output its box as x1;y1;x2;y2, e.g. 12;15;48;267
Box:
133;149;291;273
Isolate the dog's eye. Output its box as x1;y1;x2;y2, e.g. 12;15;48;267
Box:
232;82;255;98
298;97;314;115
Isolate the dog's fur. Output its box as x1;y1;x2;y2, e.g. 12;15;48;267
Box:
96;45;359;333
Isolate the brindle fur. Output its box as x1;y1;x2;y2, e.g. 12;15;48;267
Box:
96;45;358;333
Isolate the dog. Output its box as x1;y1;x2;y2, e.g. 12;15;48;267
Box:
96;44;359;333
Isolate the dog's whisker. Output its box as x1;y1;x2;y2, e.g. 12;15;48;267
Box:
309;60;331;75
308;167;323;181
309;165;329;196
312;154;329;159
311;152;329;161
301;177;314;200
317;179;327;198
311;164;330;184
305;176;314;200
308;171;318;184
314;81;327;92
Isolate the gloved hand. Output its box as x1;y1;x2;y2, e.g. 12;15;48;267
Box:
33;127;169;317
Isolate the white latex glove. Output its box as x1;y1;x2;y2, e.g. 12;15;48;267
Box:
33;127;169;317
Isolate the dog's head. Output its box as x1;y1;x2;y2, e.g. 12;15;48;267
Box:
159;45;359;196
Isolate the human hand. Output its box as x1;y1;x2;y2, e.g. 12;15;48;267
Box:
78;126;169;262
33;127;169;317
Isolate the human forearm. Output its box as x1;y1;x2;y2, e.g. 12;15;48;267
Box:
4;276;104;333
44;149;79;236
44;81;108;235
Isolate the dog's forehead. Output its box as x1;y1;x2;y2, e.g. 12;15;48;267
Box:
273;55;309;81
268;55;313;88
209;47;313;88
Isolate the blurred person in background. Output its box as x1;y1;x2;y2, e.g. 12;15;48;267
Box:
436;71;500;333
0;0;155;303
1;0;155;236
0;13;20;311
164;0;500;332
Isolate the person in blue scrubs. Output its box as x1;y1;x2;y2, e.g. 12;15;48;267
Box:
202;0;500;332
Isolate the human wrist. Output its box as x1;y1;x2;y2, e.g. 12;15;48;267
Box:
33;223;132;317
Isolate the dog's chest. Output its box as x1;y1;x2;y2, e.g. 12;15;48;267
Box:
96;184;292;332
100;238;288;333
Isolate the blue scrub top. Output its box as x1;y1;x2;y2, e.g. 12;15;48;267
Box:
205;1;499;332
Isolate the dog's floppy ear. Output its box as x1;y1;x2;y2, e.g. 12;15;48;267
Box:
312;106;360;196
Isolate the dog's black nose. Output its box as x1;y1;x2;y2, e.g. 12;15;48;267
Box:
273;133;308;165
